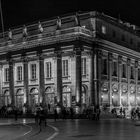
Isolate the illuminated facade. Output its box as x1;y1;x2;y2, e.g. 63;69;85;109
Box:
0;11;140;111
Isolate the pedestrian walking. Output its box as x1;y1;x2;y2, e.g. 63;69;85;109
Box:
39;109;47;131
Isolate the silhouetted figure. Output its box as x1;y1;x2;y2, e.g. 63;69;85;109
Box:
123;108;126;118
95;106;101;121
70;107;74;120
35;108;40;125
14;107;18;121
39;109;47;131
120;107;123;117
48;104;50;112
54;108;58;121
62;107;67;120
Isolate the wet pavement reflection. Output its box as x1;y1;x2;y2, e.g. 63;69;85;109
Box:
52;119;140;140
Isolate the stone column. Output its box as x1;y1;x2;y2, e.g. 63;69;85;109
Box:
92;49;101;107
39;54;45;106
89;51;94;106
75;47;82;107
23;58;29;107
56;50;63;107
135;61;138;107
108;53;113;109
127;59;130;108
0;65;3;107
9;59;15;106
118;56;122;106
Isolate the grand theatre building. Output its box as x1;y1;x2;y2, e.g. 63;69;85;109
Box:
0;11;140;112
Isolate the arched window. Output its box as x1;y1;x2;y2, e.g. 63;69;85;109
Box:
63;86;71;107
4;90;11;106
82;86;87;104
45;87;55;106
16;89;24;108
30;88;39;106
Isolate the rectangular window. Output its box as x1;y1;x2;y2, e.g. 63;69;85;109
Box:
112;61;117;76
82;58;86;76
102;59;107;75
122;64;126;78
62;60;68;77
130;66;134;79
31;64;36;80
17;66;22;81
5;68;9;82
46;62;52;78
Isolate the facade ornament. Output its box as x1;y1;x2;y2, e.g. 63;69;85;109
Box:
56;16;61;30
74;12;80;26
23;25;28;37
8;28;12;40
112;83;118;92
38;21;43;33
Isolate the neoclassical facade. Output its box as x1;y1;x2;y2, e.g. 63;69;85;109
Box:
0;11;140;111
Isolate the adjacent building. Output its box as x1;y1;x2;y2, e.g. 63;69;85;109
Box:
0;11;140;112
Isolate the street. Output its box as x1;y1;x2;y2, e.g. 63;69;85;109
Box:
0;118;140;140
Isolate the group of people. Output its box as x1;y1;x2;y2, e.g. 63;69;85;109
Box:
83;106;101;120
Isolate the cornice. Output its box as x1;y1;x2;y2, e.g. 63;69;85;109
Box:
0;27;93;54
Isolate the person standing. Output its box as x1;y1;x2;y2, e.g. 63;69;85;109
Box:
70;107;74;120
54;108;58;122
14;107;18;121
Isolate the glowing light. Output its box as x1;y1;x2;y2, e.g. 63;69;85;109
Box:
101;95;103;98
112;95;114;98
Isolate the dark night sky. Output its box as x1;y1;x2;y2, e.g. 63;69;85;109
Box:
1;0;140;31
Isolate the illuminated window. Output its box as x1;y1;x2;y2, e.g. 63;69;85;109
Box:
17;66;22;81
82;58;86;76
31;64;36;80
4;68;9;82
62;60;68;77
46;62;52;78
101;26;106;34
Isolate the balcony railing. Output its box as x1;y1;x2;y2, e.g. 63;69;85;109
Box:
0;26;93;53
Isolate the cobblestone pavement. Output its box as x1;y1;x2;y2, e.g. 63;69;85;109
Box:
0;118;140;140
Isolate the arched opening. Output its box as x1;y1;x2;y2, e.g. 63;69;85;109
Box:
45;86;55;111
4;90;11;106
29;88;39;107
82;85;87;105
63;86;71;107
16;89;24;109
